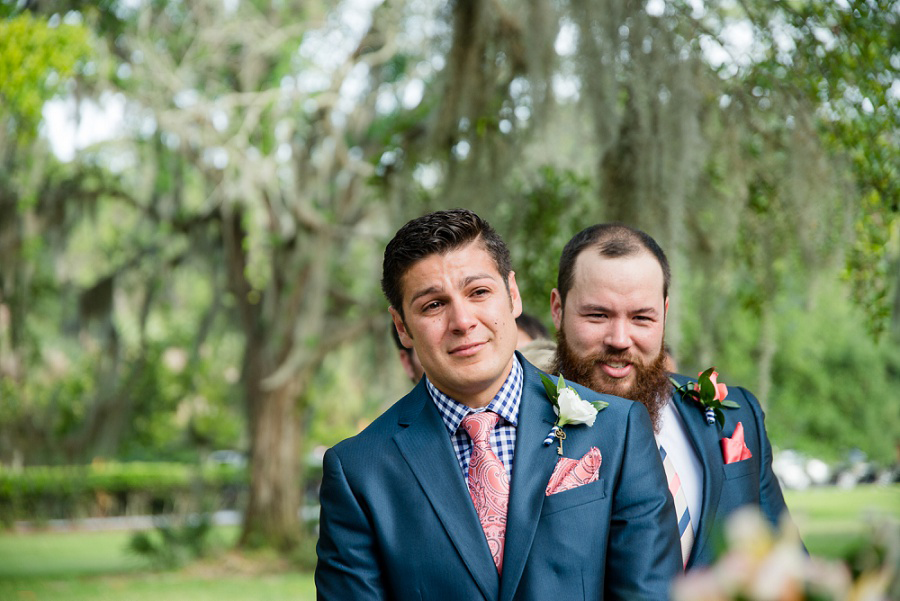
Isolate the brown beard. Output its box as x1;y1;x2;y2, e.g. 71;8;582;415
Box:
553;326;671;432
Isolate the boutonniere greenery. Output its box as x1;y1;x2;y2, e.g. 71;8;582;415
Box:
671;366;739;428
540;373;608;455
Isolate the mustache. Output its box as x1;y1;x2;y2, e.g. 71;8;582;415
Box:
584;350;647;369
553;325;670;432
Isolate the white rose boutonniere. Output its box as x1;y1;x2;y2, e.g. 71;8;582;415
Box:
556;387;600;428
540;373;608;455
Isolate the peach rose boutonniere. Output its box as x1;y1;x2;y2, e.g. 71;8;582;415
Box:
671;367;739;427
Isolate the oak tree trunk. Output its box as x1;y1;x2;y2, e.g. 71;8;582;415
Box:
238;331;302;551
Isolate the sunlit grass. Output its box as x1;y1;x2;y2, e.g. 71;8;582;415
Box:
0;572;316;601
0;526;315;600
784;483;900;559
0;529;148;579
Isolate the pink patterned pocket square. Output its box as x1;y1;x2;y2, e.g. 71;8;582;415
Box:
545;447;602;496
721;421;753;464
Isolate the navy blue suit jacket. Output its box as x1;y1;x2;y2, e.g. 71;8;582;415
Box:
669;374;794;569
315;354;681;600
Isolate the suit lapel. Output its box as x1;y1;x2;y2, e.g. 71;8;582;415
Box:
392;384;499;601
671;378;724;568
499;359;560;601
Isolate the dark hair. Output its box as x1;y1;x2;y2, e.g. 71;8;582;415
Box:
516;313;549;340
381;209;512;315
556;223;670;308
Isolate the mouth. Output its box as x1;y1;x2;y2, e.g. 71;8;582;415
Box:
598;360;633;379
450;342;486;357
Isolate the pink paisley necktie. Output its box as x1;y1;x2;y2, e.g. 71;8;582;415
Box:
659;443;694;568
461;411;509;574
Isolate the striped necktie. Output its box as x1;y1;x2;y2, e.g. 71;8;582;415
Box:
659;444;694;568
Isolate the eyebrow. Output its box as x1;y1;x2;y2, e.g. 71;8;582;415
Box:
407;273;497;306
579;304;660;316
461;273;496;288
408;285;443;306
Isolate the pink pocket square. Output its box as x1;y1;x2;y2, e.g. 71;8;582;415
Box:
721;421;753;464
545;447;602;496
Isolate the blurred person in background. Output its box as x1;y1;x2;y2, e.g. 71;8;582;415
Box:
515;312;556;373
391;320;424;384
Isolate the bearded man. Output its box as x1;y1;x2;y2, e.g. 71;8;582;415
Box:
550;223;800;570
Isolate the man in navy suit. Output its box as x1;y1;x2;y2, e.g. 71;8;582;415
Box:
550;223;798;570
315;209;681;600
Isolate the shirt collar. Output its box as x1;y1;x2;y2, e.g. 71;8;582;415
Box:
426;356;523;436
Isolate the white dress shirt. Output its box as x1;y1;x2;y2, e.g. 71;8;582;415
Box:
655;398;703;536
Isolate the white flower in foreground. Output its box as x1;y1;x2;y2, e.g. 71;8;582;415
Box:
555;387;598;427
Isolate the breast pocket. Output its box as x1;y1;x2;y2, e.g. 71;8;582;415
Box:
719;459;761;511
722;458;758;480
535;477;610;570
541;478;607;517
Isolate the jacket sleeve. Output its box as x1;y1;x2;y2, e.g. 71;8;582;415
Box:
315;447;387;600
604;402;683;600
735;387;795;532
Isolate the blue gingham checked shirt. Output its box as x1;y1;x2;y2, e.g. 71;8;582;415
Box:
426;357;523;483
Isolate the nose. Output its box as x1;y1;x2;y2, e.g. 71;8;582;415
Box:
603;319;631;351
448;300;478;334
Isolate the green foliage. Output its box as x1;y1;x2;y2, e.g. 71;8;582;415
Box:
128;514;213;569
0;12;92;142
4;0;898;559
120;341;244;461
752;0;900;336
0;462;247;525
307;337;401;449
497;165;593;324
845;196;898;338
0;338;98;459
767;288;900;464
0;185;245;463
679;270;900;465
0;329;244;465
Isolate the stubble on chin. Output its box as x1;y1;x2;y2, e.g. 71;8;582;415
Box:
553;326;672;432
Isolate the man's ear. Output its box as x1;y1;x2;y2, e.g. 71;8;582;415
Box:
664;297;669;320
550;288;563;330
507;271;523;318
389;307;413;348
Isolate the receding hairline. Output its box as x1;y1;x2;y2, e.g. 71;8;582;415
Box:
557;223;671;309
568;244;667;300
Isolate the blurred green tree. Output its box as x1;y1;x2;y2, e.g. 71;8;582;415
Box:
10;0;561;550
4;0;898;556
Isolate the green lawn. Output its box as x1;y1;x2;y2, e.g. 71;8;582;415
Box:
1;484;896;600
784;483;900;559
0;572;316;601
0;527;316;601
